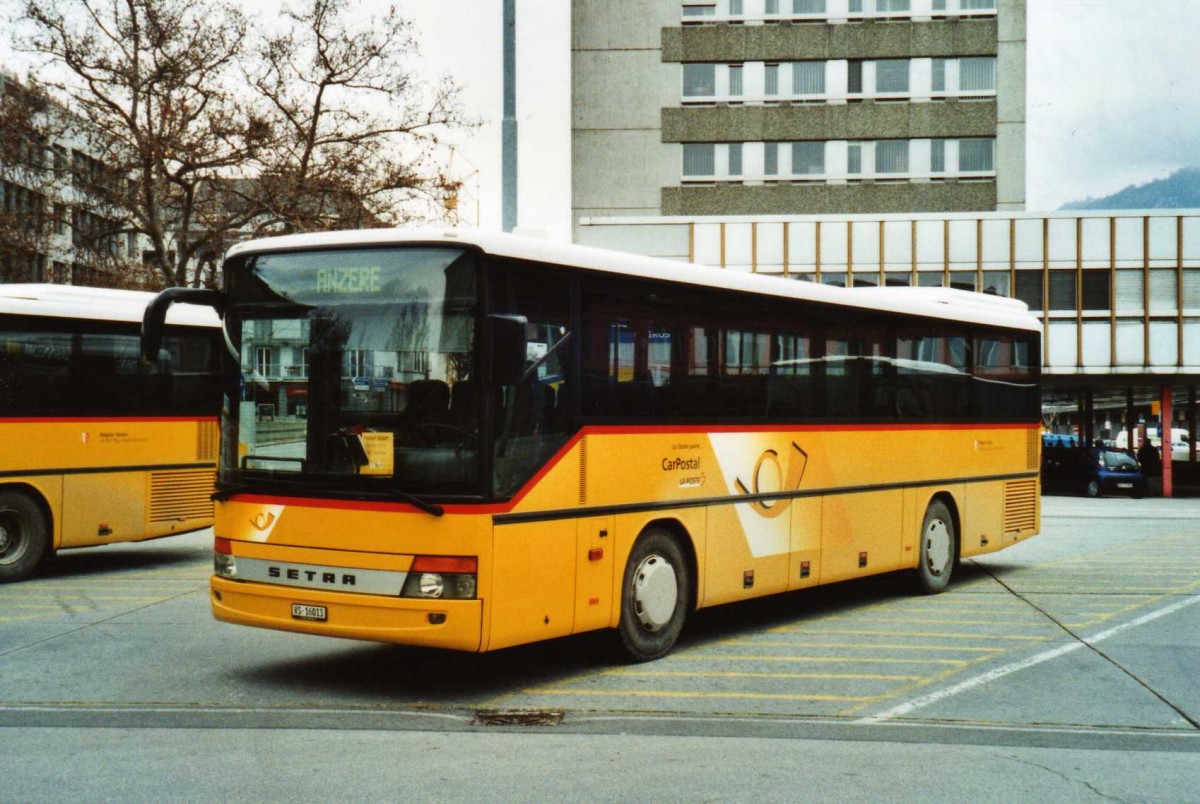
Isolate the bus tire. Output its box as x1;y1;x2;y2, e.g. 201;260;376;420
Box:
0;490;51;583
617;528;690;663
916;499;955;595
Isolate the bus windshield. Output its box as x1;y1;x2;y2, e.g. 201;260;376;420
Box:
224;247;479;497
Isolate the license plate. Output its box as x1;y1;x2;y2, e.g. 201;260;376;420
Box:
1117;483;1132;489
291;603;327;621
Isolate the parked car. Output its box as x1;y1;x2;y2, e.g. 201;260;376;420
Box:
1041;443;1146;498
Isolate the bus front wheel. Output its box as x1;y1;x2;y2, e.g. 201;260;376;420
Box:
916;500;955;595
617;529;690;662
0;490;50;583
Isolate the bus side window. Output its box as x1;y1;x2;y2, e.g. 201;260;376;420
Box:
490;263;573;497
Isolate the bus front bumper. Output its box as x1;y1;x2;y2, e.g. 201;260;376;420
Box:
210;576;483;651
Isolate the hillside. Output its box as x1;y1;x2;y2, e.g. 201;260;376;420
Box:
1060;168;1200;211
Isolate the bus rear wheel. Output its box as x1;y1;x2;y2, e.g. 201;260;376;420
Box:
916;499;955;595
617;529;690;662
0;490;50;583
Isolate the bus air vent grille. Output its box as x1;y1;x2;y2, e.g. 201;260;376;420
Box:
1026;429;1039;470
1003;478;1037;534
150;469;216;523
197;420;219;462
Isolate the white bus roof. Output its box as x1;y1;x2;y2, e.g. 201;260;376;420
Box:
0;284;220;328
226;228;1041;334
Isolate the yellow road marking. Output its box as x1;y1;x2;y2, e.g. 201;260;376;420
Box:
523;688;882;702
680;653;973;666
716;640;1005;653
606;669;923;682
833;616;1052;626
772;628;1050;641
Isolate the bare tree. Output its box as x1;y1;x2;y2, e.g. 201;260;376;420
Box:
9;0;473;287
246;0;473;234
17;0;267;287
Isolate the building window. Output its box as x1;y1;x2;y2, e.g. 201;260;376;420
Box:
982;270;1009;297
728;143;743;176
949;272;976;292
959;138;994;172
765;0;779;13
1015;273;1043;310
877;0;911;11
683;144;715;177
931;58;946;92
728;0;743;15
683;64;716;97
875;60;910;93
792;142;824;175
849;0;863;11
765;64;780;96
932;0;946;9
792;61;824;95
931;139;946;173
875;140;909;173
254;347;276;379
847;61;863;94
959;57;996;92
1082;270;1111;311
1048;271;1076;311
728;64;743;97
847;142;862;174
346;349;373;378
682;2;717;17
962;0;996;9
764;142;779;175
793;0;825;13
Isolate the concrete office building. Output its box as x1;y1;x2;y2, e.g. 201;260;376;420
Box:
572;0;1025;239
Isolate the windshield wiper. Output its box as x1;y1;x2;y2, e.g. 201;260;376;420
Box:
357;486;445;517
217;474;444;517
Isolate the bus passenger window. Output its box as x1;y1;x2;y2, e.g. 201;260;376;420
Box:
491;266;573;498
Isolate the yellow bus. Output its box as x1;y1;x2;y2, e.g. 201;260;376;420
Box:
146;230;1041;661
0;284;222;582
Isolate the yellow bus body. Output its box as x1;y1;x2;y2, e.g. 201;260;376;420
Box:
1;417;217;552
211;423;1038;651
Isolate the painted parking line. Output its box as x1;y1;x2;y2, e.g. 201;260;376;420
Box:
769;628;1051;641
720;640;1005;654
661;653;973;666
520;688;881;703
606;669;925;682
854;592;1200;724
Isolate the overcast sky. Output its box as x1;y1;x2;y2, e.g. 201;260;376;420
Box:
4;0;1198;240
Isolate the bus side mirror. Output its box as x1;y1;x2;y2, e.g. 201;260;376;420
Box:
141;287;225;364
489;314;528;385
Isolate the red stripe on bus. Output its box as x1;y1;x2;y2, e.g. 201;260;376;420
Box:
0;416;219;423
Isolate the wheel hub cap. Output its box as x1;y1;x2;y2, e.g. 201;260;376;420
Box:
0;524;8;553
633;555;678;632
925;519;951;576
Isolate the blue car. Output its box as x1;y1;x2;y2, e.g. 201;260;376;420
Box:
1042;443;1146;498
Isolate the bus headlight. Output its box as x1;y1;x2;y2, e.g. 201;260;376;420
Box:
214;537;238;578
400;556;477;599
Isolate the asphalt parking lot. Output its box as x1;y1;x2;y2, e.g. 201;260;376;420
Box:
1;495;1198;801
